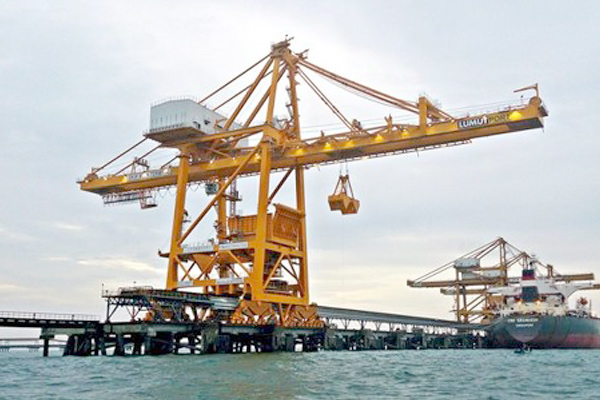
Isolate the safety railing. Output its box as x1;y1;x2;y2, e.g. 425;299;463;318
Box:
0;311;99;322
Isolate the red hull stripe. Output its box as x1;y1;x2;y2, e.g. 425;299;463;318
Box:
559;333;600;349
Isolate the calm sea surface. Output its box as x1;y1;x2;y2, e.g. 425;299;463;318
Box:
1;349;599;399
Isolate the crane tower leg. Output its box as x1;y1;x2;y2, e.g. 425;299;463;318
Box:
296;166;309;301
166;150;190;289
251;142;272;301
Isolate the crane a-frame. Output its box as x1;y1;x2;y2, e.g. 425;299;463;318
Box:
79;39;548;327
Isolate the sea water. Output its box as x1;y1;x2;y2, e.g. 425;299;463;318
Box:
1;349;599;399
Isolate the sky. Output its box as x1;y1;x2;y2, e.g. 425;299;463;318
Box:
1;1;600;336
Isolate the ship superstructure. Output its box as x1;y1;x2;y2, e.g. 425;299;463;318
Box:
489;260;594;318
486;261;600;348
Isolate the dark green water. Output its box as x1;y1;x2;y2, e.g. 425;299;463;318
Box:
1;349;599;399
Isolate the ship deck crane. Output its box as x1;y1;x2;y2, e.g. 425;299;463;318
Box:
79;39;548;326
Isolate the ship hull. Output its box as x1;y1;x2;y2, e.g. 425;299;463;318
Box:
489;315;600;349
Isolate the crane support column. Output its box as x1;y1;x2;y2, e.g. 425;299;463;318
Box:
252;141;272;300
216;179;227;241
166;149;190;289
296;165;309;301
418;96;428;131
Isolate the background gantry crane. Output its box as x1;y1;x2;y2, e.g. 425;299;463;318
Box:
79;39;548;326
408;237;600;323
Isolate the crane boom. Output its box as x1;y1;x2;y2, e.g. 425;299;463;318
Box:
80;98;546;195
408;273;595;288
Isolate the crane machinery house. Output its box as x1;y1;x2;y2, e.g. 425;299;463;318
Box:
149;98;247;146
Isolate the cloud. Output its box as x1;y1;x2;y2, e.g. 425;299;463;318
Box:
54;222;84;231
0;226;36;242
0;283;25;292
76;258;162;274
40;256;72;262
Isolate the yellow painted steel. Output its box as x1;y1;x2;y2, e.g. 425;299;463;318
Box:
166;149;190;290
80;100;546;195
328;174;359;215
79;39;547;326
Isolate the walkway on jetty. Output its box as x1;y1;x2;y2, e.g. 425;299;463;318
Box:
0;311;99;328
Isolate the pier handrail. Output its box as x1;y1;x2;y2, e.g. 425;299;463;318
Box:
0;311;100;322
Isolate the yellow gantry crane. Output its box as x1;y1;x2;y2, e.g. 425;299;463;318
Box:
79;39;548;327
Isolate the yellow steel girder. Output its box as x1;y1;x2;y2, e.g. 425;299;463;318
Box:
80;99;546;195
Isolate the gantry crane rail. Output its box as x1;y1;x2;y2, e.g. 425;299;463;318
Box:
80;39;548;327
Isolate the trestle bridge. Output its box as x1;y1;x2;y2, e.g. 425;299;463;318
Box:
0;295;486;357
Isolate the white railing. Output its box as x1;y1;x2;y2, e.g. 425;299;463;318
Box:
150;95;201;107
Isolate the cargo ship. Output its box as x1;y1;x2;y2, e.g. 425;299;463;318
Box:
487;262;600;349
